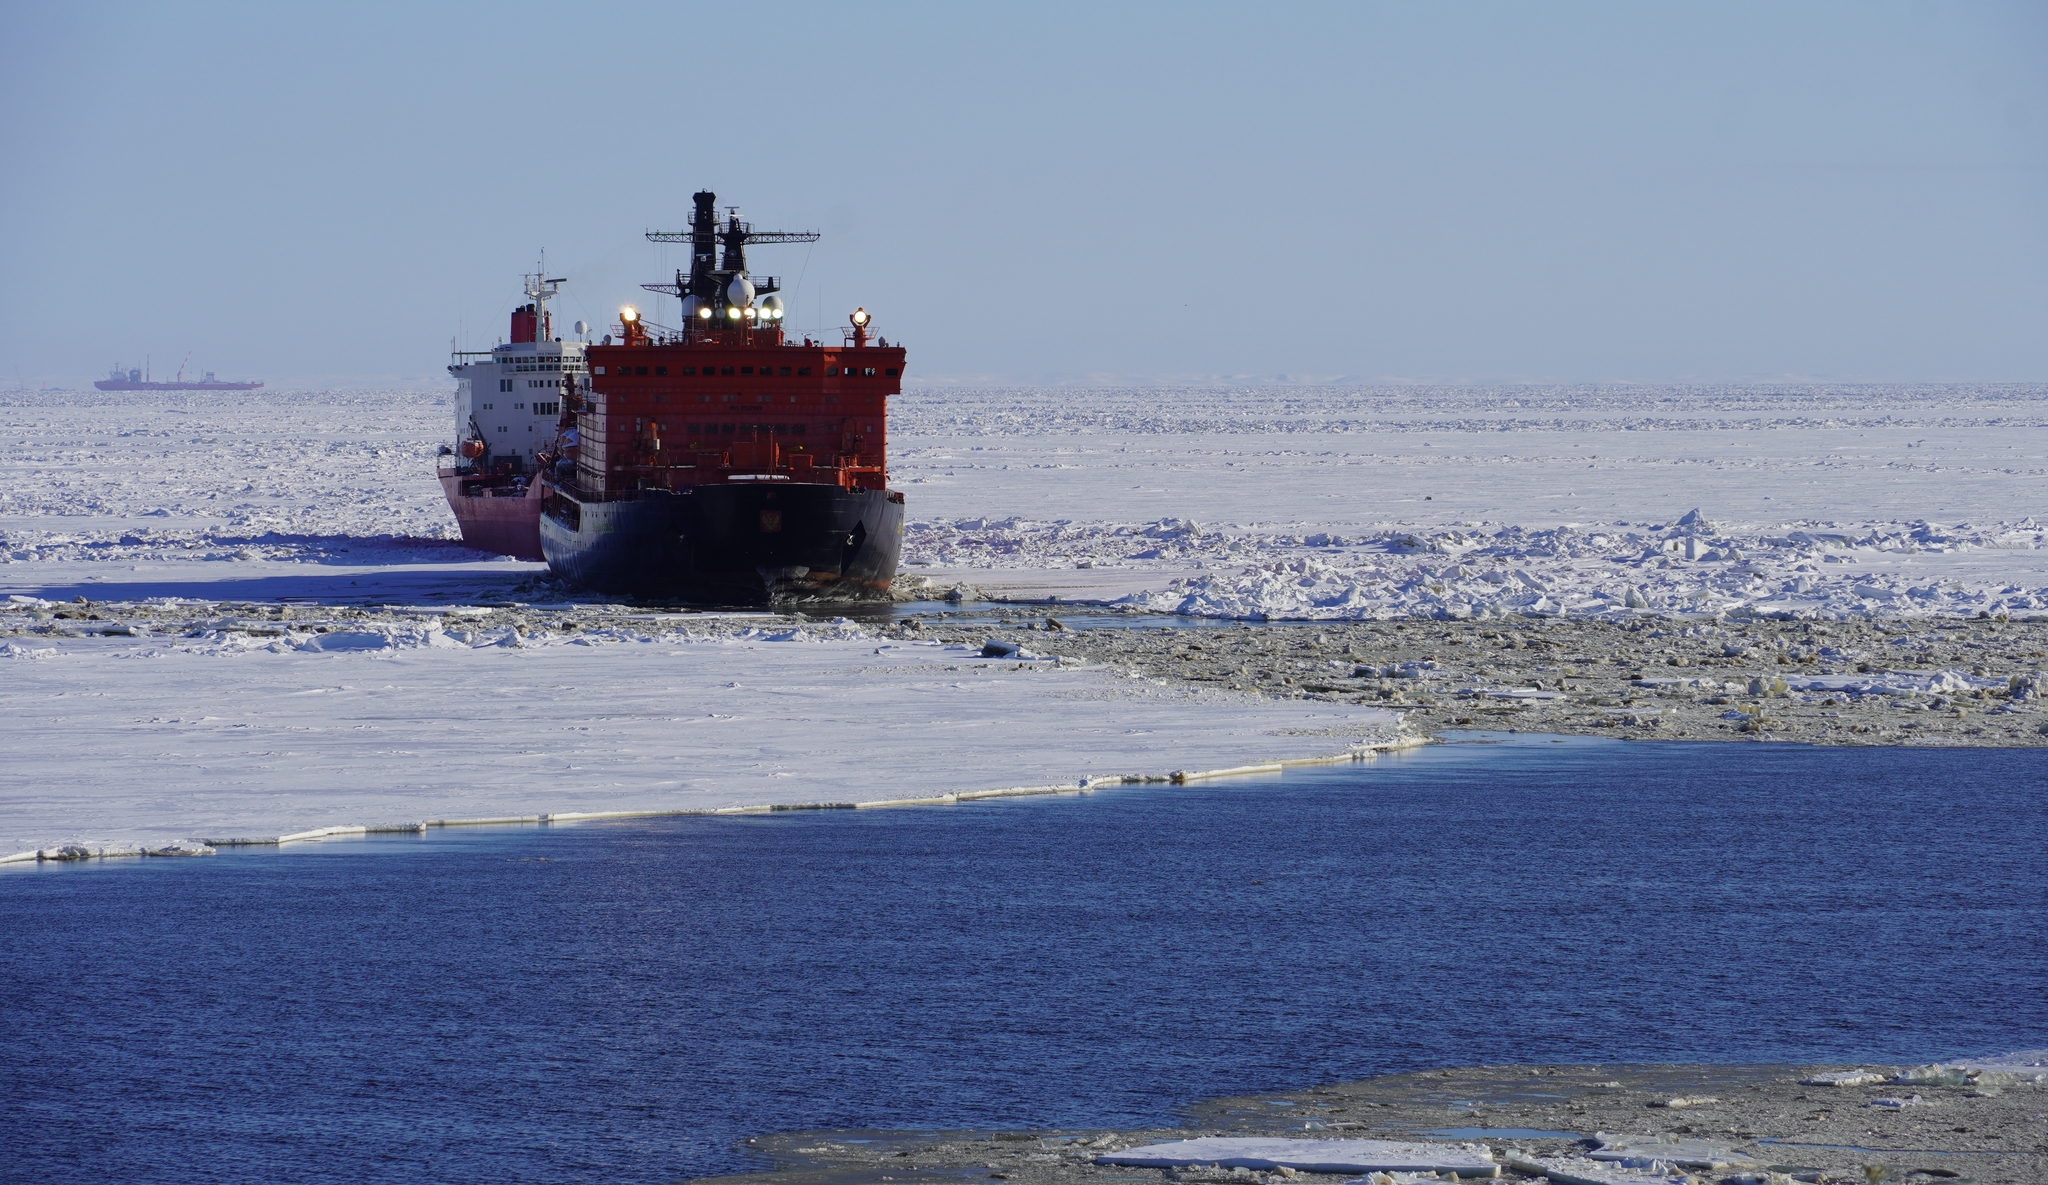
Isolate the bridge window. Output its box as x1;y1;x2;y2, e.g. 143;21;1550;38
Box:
721;366;734;375
656;366;667;375
635;366;648;376
797;367;811;376
826;367;838;376
885;367;899;376
741;366;753;375
779;366;791;376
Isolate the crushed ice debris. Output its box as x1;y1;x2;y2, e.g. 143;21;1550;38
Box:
1502;1153;1690;1185
1867;1094;1929;1108
922;515;2048;622
1641;1095;1718;1109
1095;1137;1498;1177
1798;1069;1890;1087
1587;1133;1748;1169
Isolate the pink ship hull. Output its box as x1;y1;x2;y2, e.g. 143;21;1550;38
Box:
439;472;545;561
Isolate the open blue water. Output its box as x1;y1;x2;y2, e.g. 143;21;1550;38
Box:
4;736;2044;1183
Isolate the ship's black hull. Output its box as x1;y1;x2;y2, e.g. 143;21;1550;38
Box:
539;481;903;604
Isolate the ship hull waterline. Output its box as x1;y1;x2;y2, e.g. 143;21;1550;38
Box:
539;480;904;604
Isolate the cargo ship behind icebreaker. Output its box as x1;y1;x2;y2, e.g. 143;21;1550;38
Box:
438;271;585;561
538;190;904;603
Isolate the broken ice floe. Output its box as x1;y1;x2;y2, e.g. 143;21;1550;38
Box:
1785;669;2004;697
1501;1153;1690;1185
1867;1094;1929;1108
1587;1133;1749;1169
1096;1137;1498;1177
1895;1050;2048;1087
1798;1069;1890;1087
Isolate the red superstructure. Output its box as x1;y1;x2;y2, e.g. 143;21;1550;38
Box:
577;308;903;499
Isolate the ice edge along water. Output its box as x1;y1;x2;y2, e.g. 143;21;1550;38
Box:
5;741;1419;866
1;622;1411;864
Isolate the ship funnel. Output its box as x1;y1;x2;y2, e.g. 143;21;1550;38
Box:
726;275;756;308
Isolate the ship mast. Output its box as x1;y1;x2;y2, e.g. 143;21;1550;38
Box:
523;253;564;344
644;192;819;338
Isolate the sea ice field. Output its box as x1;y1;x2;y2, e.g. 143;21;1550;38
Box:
4;383;2047;855
6;383;2047;618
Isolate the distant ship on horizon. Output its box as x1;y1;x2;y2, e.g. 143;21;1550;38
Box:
94;358;262;391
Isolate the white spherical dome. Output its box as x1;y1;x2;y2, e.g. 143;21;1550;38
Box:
759;295;784;320
726;275;756;308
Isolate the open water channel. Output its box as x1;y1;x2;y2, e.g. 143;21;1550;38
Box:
4;735;2043;1183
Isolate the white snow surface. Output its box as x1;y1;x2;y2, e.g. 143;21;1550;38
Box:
5;383;2047;854
0;620;1399;860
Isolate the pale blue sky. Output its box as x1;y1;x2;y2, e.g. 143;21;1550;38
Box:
3;2;2044;385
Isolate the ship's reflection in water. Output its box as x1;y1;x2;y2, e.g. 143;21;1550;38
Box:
7;737;2043;1182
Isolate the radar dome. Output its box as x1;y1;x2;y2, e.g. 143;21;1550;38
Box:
759;295;784;320
680;296;706;320
574;320;589;337
726;275;756;308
